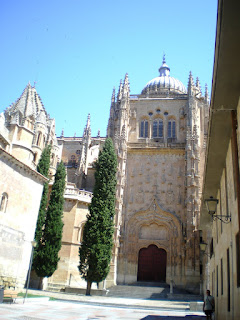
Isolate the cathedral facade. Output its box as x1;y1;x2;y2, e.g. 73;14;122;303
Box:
106;57;209;292
48;57;209;293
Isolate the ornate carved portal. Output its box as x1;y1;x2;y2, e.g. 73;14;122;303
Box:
117;198;183;284
137;245;167;282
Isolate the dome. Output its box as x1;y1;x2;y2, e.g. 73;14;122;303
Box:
141;56;187;95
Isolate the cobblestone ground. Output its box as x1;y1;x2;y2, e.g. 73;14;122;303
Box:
0;300;206;320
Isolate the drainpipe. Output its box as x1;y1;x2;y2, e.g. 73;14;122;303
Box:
230;240;234;320
231;110;239;320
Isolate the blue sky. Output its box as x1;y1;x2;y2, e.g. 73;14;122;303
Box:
1;0;217;137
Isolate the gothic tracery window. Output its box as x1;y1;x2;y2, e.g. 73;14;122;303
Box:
167;120;176;138
153;119;164;138
0;193;8;212
140;120;149;138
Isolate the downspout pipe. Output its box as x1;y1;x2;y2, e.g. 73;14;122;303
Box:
231;110;240;319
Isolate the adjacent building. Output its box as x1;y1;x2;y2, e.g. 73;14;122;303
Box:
200;0;240;319
0;83;59;288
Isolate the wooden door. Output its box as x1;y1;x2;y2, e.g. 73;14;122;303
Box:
137;245;167;282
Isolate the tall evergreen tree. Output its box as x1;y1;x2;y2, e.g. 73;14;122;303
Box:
78;138;117;295
34;161;66;278
33;145;51;268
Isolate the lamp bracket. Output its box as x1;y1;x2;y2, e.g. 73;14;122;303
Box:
211;214;231;224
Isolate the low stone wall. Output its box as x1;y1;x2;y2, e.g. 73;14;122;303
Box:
64;286;108;296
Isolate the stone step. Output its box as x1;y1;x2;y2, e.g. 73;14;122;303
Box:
107;283;203;301
47;283;65;292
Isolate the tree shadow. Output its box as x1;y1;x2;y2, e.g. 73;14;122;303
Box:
140;316;205;320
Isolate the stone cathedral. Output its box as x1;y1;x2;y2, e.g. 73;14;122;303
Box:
48;56;209;293
0;56;209;293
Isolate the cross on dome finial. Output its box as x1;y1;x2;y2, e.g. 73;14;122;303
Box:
162;53;166;64
159;53;170;77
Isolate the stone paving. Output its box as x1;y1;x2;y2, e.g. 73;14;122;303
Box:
0;299;206;320
0;285;206;320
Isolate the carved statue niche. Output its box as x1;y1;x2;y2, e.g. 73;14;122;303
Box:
179;106;186;130
129;110;137;133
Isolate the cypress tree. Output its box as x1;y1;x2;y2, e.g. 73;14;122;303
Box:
33;145;51;268
34;161;66;277
78;138;117;295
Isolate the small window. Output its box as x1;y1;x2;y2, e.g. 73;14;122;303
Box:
69;155;76;168
168;120;176;138
33;153;37;163
0;193;8;212
78;223;85;243
36;132;41;146
51;154;55;165
140;120;149;138
210;238;214;258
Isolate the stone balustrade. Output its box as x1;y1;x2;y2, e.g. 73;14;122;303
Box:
64;186;93;203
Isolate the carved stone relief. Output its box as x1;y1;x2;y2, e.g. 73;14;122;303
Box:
139;224;168;240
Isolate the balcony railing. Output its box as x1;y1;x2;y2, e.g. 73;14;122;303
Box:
64;186;93;203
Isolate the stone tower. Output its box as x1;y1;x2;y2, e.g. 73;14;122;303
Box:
107;56;209;292
1;83;59;175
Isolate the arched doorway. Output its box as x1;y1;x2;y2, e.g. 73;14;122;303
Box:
137;245;167;282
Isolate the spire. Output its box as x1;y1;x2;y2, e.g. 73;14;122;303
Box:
83;113;91;138
205;83;209;103
111;87;116;105
122;73;129;98
158;54;170;77
109;87;116;119
117;80;123;101
188;71;194;96
196;77;200;89
195;77;202;96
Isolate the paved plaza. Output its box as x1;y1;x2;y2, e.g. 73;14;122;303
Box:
0;288;206;320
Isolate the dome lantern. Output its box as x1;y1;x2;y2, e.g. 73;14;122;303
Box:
158;54;170;77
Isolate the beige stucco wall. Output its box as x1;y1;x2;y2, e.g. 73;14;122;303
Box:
48;196;93;289
0;152;45;288
204;140;240;320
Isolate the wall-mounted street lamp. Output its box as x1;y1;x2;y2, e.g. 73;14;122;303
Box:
205;196;231;223
199;241;210;257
